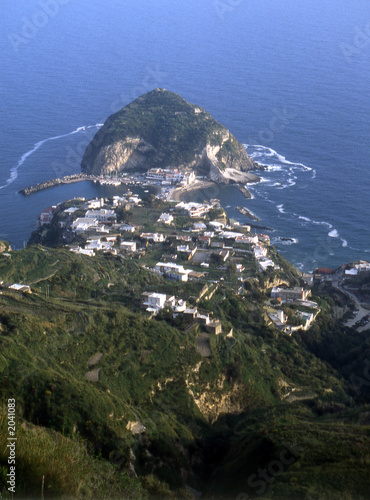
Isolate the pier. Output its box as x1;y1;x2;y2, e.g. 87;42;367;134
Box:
19;174;97;196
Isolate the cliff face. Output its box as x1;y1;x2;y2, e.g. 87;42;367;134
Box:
81;88;258;182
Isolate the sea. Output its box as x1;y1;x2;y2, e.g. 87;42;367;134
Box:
1;0;369;271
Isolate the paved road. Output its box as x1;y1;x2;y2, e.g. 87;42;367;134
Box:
332;274;370;330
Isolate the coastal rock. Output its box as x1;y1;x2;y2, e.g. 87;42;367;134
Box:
81;88;259;183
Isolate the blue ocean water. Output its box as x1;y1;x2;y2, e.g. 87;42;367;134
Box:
1;0;369;270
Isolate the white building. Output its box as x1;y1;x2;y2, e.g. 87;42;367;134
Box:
209;221;224;231
70;247;95;257
120;224;136;233
258;258;275;271
193;222;207;231
142;292;167;313
154;262;192;282
129;196;142;205
9;284;31;293
253;245;268;259
235;235;259;244
158;213;174;225
220;231;244;240
141;292;185;314
176;201;212;218
141;233;166;243
180;171;196;186
86;198;105;209
177;245;190;253
120;241;137;253
71;218;98;232
85;209;116;222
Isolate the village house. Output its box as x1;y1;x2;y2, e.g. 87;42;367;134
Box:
193;222;207;231
154;262;192;281
120;224;136;233
209;221;224;231
9;284;32;293
70;247;95;257
253;245;268;259
141;292;187;315
141;292;168;314
85;209;116;223
141;232;166;243
120;241;137;253
258;258;275;271
176;201;212;218
236;235;259;244
158;213;174;225
86;198;105;209
220;230;244;240
271;287;310;302
38;207;56;225
71;217;98;232
180;171;196;186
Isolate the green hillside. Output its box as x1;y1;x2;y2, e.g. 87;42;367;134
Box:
0;243;370;498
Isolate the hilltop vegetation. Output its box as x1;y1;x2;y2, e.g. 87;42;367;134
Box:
81;89;256;177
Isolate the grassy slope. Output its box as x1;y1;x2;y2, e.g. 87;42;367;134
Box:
0;246;370;498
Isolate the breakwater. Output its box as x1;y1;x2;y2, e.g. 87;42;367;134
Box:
19;174;96;196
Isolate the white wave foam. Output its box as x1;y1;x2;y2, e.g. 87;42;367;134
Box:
269;165;284;171
328;229;339;238
312;220;333;229
243;143;312;172
0;124;103;191
299;216;311;222
277;204;285;214
279;237;298;245
341;239;348;247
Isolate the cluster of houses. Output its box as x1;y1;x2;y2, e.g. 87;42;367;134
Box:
344;261;370;276
268;285;319;334
268;308;317;334
141;291;222;334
